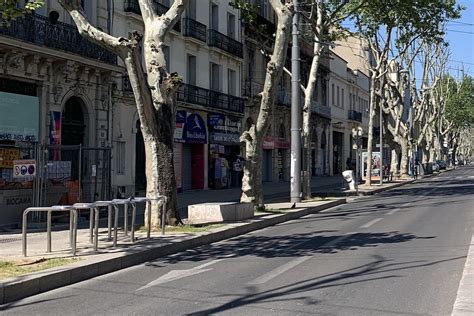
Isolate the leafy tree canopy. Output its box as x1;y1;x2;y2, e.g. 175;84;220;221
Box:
445;75;474;127
0;0;44;23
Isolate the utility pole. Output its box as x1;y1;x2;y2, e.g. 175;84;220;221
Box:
290;0;301;203
379;102;383;185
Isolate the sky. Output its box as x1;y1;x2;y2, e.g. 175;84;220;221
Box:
445;0;474;78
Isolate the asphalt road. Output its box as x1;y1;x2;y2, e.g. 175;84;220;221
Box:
1;166;473;315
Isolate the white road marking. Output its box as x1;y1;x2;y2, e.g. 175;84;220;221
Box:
386;208;399;215
359;218;383;229
136;259;223;291
452;234;474;316
247;232;355;285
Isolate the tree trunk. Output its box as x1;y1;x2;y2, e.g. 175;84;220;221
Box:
390;148;398;176
400;137;409;177
241;133;263;207
302;1;323;199
240;0;292;208
366;74;377;185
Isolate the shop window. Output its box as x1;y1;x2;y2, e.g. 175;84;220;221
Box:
116;141;125;175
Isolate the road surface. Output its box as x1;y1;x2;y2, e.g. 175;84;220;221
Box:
1;166;473;315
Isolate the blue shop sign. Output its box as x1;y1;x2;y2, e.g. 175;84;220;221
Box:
176;110;187;123
183;113;207;144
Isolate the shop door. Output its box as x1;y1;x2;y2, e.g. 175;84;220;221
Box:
191;145;204;189
262;149;272;182
182;145;192;190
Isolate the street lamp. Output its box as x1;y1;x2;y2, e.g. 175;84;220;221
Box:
352;126;363;194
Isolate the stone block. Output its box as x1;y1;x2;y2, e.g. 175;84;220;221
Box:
188;202;254;224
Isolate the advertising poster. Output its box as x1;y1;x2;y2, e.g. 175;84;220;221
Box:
361;151;381;181
49;111;62;160
13;159;36;179
0;92;39;142
0;148;20;168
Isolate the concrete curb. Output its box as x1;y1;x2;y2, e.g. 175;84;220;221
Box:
0;199;345;305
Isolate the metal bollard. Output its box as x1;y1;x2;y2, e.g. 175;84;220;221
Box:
147;200;152;239
89;208;94;244
94;206;99;251
130;203;137;243
124;203;129;236
107;204;113;240
47;210;52;253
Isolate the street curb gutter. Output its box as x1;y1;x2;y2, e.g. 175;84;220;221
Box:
0;199;345;305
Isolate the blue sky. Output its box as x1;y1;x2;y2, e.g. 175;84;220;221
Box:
446;0;474;78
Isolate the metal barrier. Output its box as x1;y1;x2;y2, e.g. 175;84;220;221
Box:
22;205;77;257
132;196;167;238
22;196;168;257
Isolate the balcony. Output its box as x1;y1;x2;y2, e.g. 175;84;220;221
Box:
183;18;207;43
348;110;363;123
0;13;117;64
311;101;331;119
124;0;181;32
177;83;244;113
208;29;243;59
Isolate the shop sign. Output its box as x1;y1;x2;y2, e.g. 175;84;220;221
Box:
174;110;187;142
275;137;289;149
0;148;20;168
183;113;207;144
263;136;274;149
262;136;289;149
0;92;39;142
13;159;36;178
208;113;242;144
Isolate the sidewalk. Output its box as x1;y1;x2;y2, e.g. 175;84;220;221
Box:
0;172;443;304
177;175;346;216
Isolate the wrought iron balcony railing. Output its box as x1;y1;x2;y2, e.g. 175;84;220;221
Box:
177;83;244;113
348;110;363;123
208;29;243;59
183;18;207;43
0;13;117;64
124;0;181;32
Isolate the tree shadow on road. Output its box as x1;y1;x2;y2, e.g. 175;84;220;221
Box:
148;230;435;265
184;253;465;316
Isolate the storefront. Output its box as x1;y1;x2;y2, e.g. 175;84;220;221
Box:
174;110;207;191
0;80;40;225
207;113;242;189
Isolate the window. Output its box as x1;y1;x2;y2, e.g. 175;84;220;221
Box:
210;63;221;91
337;86;340;107
163;45;170;71
228;69;236;96
349;93;352;109
211;3;219;30
227;13;236;39
187;0;197;19
81;0;93;20
341;88;345;108
187;55;196;85
331;84;335;105
116;141;125;175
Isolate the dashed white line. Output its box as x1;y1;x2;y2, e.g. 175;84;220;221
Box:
452;234;474;315
359;218;383;229
247;232;356;285
386;208;400;215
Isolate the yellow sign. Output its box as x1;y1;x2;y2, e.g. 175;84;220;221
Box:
0;148;20;168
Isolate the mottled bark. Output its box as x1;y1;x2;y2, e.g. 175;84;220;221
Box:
60;0;188;227
302;1;323;199
400;137;409;177
240;0;292;208
366;74;377;186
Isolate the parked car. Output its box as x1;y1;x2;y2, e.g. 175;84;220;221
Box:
432;162;440;172
436;160;447;170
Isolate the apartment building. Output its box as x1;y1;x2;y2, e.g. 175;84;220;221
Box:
0;1;121;225
0;0;245;225
120;0;244;194
328;51;370;176
243;0;332;182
